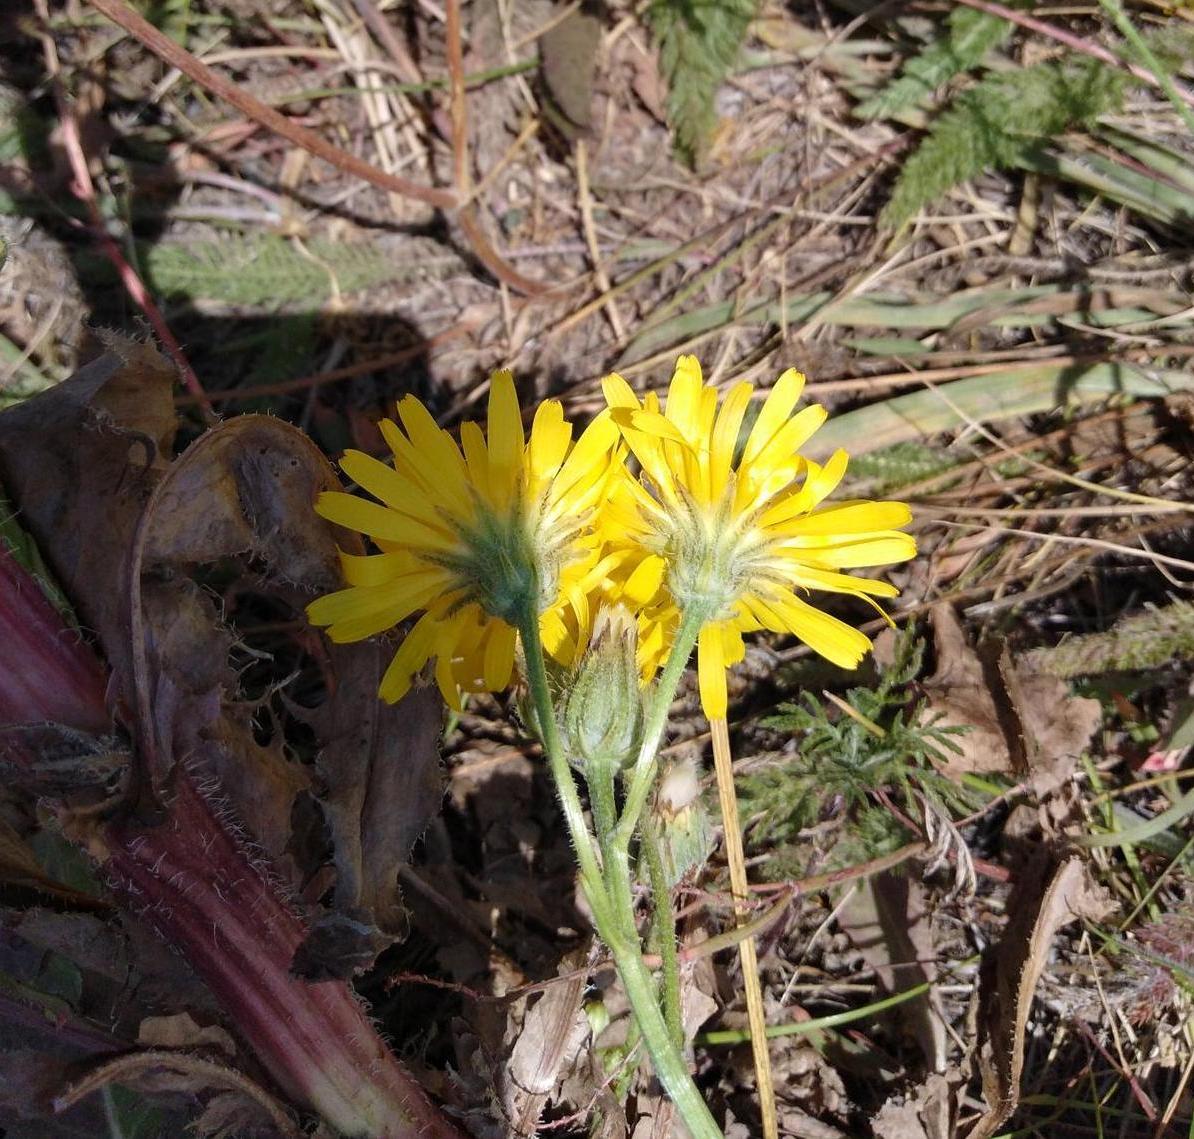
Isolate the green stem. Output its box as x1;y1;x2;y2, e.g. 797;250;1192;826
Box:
516;605;723;1139
613;605;709;853
603;949;722;1139
1098;0;1194;139
642;818;683;1049
516;608;607;906
587;759;619;848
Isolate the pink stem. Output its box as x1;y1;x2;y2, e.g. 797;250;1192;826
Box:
0;547;464;1139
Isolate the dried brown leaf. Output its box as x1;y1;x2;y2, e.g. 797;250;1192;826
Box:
141;414;346;589
872;1072;958;1139
137;1011;237;1057
0;344;178;689
128;413;350;852
921;605;1100;794
502;948;590;1135
968;852;1113;1139
297;640;445;943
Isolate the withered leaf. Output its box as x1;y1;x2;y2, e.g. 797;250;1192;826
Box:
540;6;603;135
872;1072;958;1139
141;414;346;589
298;640;445;941
502;948;591;1135
921;605;1101;794
0;343;178;690
968;852;1113;1139
137;1011;237;1057
289;907;393;981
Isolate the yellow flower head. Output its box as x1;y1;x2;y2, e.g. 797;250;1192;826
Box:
601;356;917;718
308;371;620;707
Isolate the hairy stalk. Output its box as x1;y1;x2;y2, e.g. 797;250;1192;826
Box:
588;759;620;848
517;606;607;903
516;605;723;1139
614;606;709;852
642;817;683;1048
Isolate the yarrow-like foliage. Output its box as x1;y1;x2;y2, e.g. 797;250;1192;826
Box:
306;371;620;707
308;358;916;715
600;356;917;717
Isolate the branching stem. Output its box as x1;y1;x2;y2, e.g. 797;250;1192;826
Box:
515;604;723;1139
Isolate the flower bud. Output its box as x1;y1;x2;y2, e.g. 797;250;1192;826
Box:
653;758;713;888
561;606;644;773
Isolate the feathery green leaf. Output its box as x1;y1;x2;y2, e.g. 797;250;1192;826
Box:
648;0;760;165
882;57;1127;230
856;5;1013;121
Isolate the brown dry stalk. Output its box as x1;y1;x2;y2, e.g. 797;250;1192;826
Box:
85;0;549;296
34;0;215;420
444;0;470;196
54;1051;301;1137
174;320;478;406
953;0;1194;110
86;0;452;207
711;716;778;1139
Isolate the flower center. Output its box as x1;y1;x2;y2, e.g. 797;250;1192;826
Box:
658;487;752;620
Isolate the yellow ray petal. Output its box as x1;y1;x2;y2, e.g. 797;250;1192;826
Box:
315;492;456;550
338;549;417;587
622;408;693;448
482;621;517;691
777;564;900;598
601;371;641;410
698;622;728;719
460;420;489;491
750;403;828;472
529;398;571;485
790;533;918;568
758;449;849;527
742;368;806;464
778;501;913;537
307;574;441;635
486;370;523;505
719;621;746;666
665;355;704;442
552;412;618;503
710;382;752;499
338;451;449;530
378;611;439;703
765;592;872;670
622;554;666;607
396;396;468;495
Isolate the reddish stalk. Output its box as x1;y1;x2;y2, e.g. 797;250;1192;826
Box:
85;0;548;295
953;0;1194;110
33;0;215;420
0;546;464;1139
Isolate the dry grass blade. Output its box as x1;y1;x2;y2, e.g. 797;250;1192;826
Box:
85;0;550;296
711;717;777;1139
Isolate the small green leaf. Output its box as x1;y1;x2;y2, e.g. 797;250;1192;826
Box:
648;0;761;165
882;58;1127;230
856;5;1013;121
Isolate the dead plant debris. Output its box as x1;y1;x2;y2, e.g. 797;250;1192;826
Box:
1;0;1193;1136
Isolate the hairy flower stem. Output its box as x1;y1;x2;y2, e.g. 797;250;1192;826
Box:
642;817;683;1049
613;606;709;854
516;605;723;1139
0;548;462;1139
